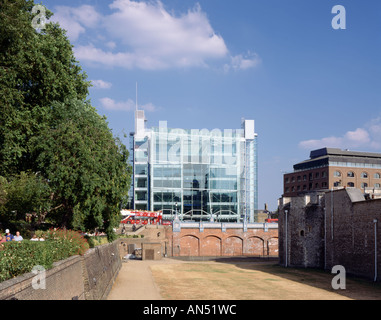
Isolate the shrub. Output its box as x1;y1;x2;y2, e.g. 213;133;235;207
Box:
85;235;109;248
0;229;89;282
43;228;89;256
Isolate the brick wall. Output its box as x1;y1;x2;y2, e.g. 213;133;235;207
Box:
0;240;122;300
166;224;278;257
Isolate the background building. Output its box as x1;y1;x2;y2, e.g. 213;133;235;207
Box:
283;148;381;197
129;109;258;222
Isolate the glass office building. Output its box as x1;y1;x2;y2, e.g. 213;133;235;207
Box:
129;109;258;222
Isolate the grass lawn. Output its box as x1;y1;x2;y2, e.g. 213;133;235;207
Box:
150;259;381;300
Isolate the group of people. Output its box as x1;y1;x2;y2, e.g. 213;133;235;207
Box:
0;229;45;243
0;229;23;242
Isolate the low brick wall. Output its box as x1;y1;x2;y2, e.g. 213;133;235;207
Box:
0;241;121;300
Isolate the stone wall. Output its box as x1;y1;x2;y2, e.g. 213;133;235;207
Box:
0;241;121;300
278;193;325;268
82;242;122;300
325;188;381;281
278;188;381;282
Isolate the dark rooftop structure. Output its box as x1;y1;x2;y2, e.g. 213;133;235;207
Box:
294;148;381;171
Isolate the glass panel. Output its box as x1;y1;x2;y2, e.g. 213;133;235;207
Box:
153;179;163;188
154;192;162;202
136;177;147;188
135;164;148;175
135;191;147;201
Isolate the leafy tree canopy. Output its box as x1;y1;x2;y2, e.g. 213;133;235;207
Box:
31;98;132;233
0;0;132;239
0;0;90;175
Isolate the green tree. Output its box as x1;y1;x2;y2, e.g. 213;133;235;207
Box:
3;171;51;222
0;0;90;176
31;99;132;238
0;176;8;216
0;0;132;239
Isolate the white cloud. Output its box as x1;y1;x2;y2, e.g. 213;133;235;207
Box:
105;41;117;49
99;97;135;111
99;97;158;112
224;52;261;72
74;44;167;70
299;117;381;151
51;5;101;41
53;0;260;71
91;79;112;89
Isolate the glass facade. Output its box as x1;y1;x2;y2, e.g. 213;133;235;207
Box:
129;110;258;222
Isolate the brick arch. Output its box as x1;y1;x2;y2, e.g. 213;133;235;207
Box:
246;236;265;256
201;235;222;256
179;234;200;256
267;237;279;256
224;236;243;256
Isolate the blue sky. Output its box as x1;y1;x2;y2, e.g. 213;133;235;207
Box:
40;0;381;211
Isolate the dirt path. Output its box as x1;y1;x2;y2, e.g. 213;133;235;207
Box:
107;259;183;300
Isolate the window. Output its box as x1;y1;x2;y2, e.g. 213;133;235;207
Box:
374;173;381;179
315;183;319;189
303;175;307;181
297;176;301;182
135;191;147;201
347;182;355;187
361;182;368;188
315;172;320;179
334;171;341;177
285;177;289;183
361;172;368;178
334;181;341;187
135;164;148;175
322;171;327;178
375;183;380;188
136;177;147;188
347;171;355;178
